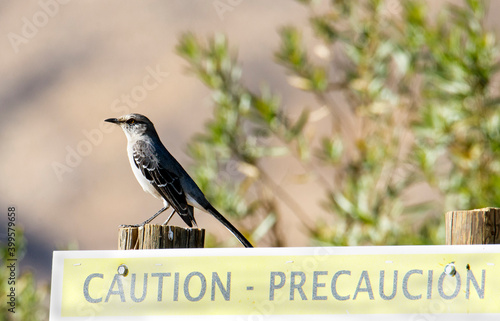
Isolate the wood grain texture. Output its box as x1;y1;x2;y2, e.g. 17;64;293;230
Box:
445;207;500;244
118;225;205;249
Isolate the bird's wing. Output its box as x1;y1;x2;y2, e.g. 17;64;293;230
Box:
132;140;196;226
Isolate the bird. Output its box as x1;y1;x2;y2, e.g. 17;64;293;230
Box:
105;113;253;248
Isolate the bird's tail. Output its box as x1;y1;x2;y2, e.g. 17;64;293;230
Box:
206;204;253;248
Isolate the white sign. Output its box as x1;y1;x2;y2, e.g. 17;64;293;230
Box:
50;245;500;320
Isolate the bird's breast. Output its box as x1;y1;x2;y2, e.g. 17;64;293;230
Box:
126;143;163;200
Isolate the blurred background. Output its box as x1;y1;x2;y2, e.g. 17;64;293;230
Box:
2;0;500;319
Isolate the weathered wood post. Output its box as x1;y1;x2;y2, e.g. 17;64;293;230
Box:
445;207;500;245
118;224;205;249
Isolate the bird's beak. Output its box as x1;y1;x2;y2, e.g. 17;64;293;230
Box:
105;118;120;124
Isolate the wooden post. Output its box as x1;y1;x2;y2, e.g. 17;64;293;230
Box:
445;207;500;245
118;225;205;250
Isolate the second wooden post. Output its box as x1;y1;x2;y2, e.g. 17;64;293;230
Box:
445;207;500;245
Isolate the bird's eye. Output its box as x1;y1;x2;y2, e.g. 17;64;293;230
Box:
127;119;136;125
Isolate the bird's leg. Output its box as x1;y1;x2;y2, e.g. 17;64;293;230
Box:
161;209;177;226
138;204;170;226
119;204;170;227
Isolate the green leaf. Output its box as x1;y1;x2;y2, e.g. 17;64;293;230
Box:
290;109;309;138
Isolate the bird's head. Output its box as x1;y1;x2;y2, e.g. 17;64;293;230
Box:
105;113;157;140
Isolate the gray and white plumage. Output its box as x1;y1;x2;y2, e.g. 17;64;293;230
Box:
105;113;253;248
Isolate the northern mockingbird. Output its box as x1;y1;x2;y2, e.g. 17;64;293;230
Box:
105;113;253;248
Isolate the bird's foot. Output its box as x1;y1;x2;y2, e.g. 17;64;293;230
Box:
119;224;141;228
